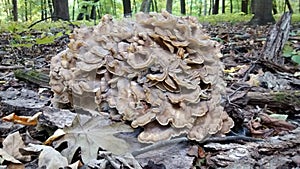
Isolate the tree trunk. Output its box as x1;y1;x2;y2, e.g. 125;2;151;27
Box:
47;0;53;19
90;0;99;19
77;0;89;20
166;0;173;14
250;0;255;14
230;0;233;13
212;0;219;14
123;0;131;17
249;0;275;25
153;0;158;12
273;0;278;14
180;0;186;15
222;0;225;13
133;0;137;13
260;12;291;65
43;0;47;18
24;0;28;21
204;0;207;15
12;0;18;21
241;0;248;14
140;0;151;13
52;0;69;21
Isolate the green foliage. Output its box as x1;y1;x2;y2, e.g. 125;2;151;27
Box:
198;13;253;24
282;42;300;64
36;32;63;45
0;21;72;48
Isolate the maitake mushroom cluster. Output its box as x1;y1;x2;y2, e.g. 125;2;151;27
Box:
50;11;234;143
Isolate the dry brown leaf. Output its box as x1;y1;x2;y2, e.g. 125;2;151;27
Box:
1;112;42;126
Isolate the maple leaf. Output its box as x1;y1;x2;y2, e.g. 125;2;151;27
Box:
53;114;133;163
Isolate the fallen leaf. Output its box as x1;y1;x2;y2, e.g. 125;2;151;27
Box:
68;160;83;169
0;148;21;164
269;114;288;121
53;114;134;163
25;144;68;169
246;74;260;87
7;163;25;169
44;129;65;145
1;112;42;126
3;132;31;162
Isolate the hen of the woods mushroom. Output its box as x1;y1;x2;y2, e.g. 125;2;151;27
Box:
50;11;234;143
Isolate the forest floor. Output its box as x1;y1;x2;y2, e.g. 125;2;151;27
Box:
0;19;300;169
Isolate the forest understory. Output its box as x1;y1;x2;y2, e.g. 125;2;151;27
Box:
0;16;300;168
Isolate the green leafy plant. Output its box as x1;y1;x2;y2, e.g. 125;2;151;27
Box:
282;42;300;64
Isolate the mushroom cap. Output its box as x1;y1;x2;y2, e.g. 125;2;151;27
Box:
50;12;234;143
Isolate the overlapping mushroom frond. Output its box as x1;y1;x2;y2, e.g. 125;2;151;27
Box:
50;11;234;143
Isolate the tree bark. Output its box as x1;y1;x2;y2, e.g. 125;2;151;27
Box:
123;0;131;17
246;90;300;113
140;0;151;13
77;0;89;20
52;0;69;21
249;0;275;25
12;0;18;21
241;0;248;14
230;0;233;13
24;0;28;21
166;0;173;14
180;0;186;15
260;12;291;65
222;0;225;13
212;0;219;14
204;0;207;15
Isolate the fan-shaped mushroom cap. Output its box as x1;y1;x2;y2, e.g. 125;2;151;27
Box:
50;12;234;143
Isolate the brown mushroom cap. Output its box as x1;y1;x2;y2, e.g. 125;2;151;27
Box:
50;11;234;143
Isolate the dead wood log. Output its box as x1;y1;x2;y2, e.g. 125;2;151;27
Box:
260;12;291;65
237;90;300;112
204;127;300;168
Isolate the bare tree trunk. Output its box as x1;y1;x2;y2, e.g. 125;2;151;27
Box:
190;0;193;15
72;0;75;20
212;0;219;14
180;0;186;15
132;0;137;13
24;0;28;21
209;0;213;14
43;0;47;18
166;0;173;14
230;0;233;13
285;0;293;13
273;0;278;14
153;0;158;12
77;0;89;20
241;0;248;14
47;0;52;19
123;0;131;17
204;0;207;15
249;0;275;25
250;0;255;13
222;0;225;13
140;0;151;13
12;0;18;21
52;0;69;20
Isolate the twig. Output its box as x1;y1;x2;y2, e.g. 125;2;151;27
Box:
131;136;263;157
28;16;78;29
0;65;24;70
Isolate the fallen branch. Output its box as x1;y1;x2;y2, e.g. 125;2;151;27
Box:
0;65;24;70
131;135;263;157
